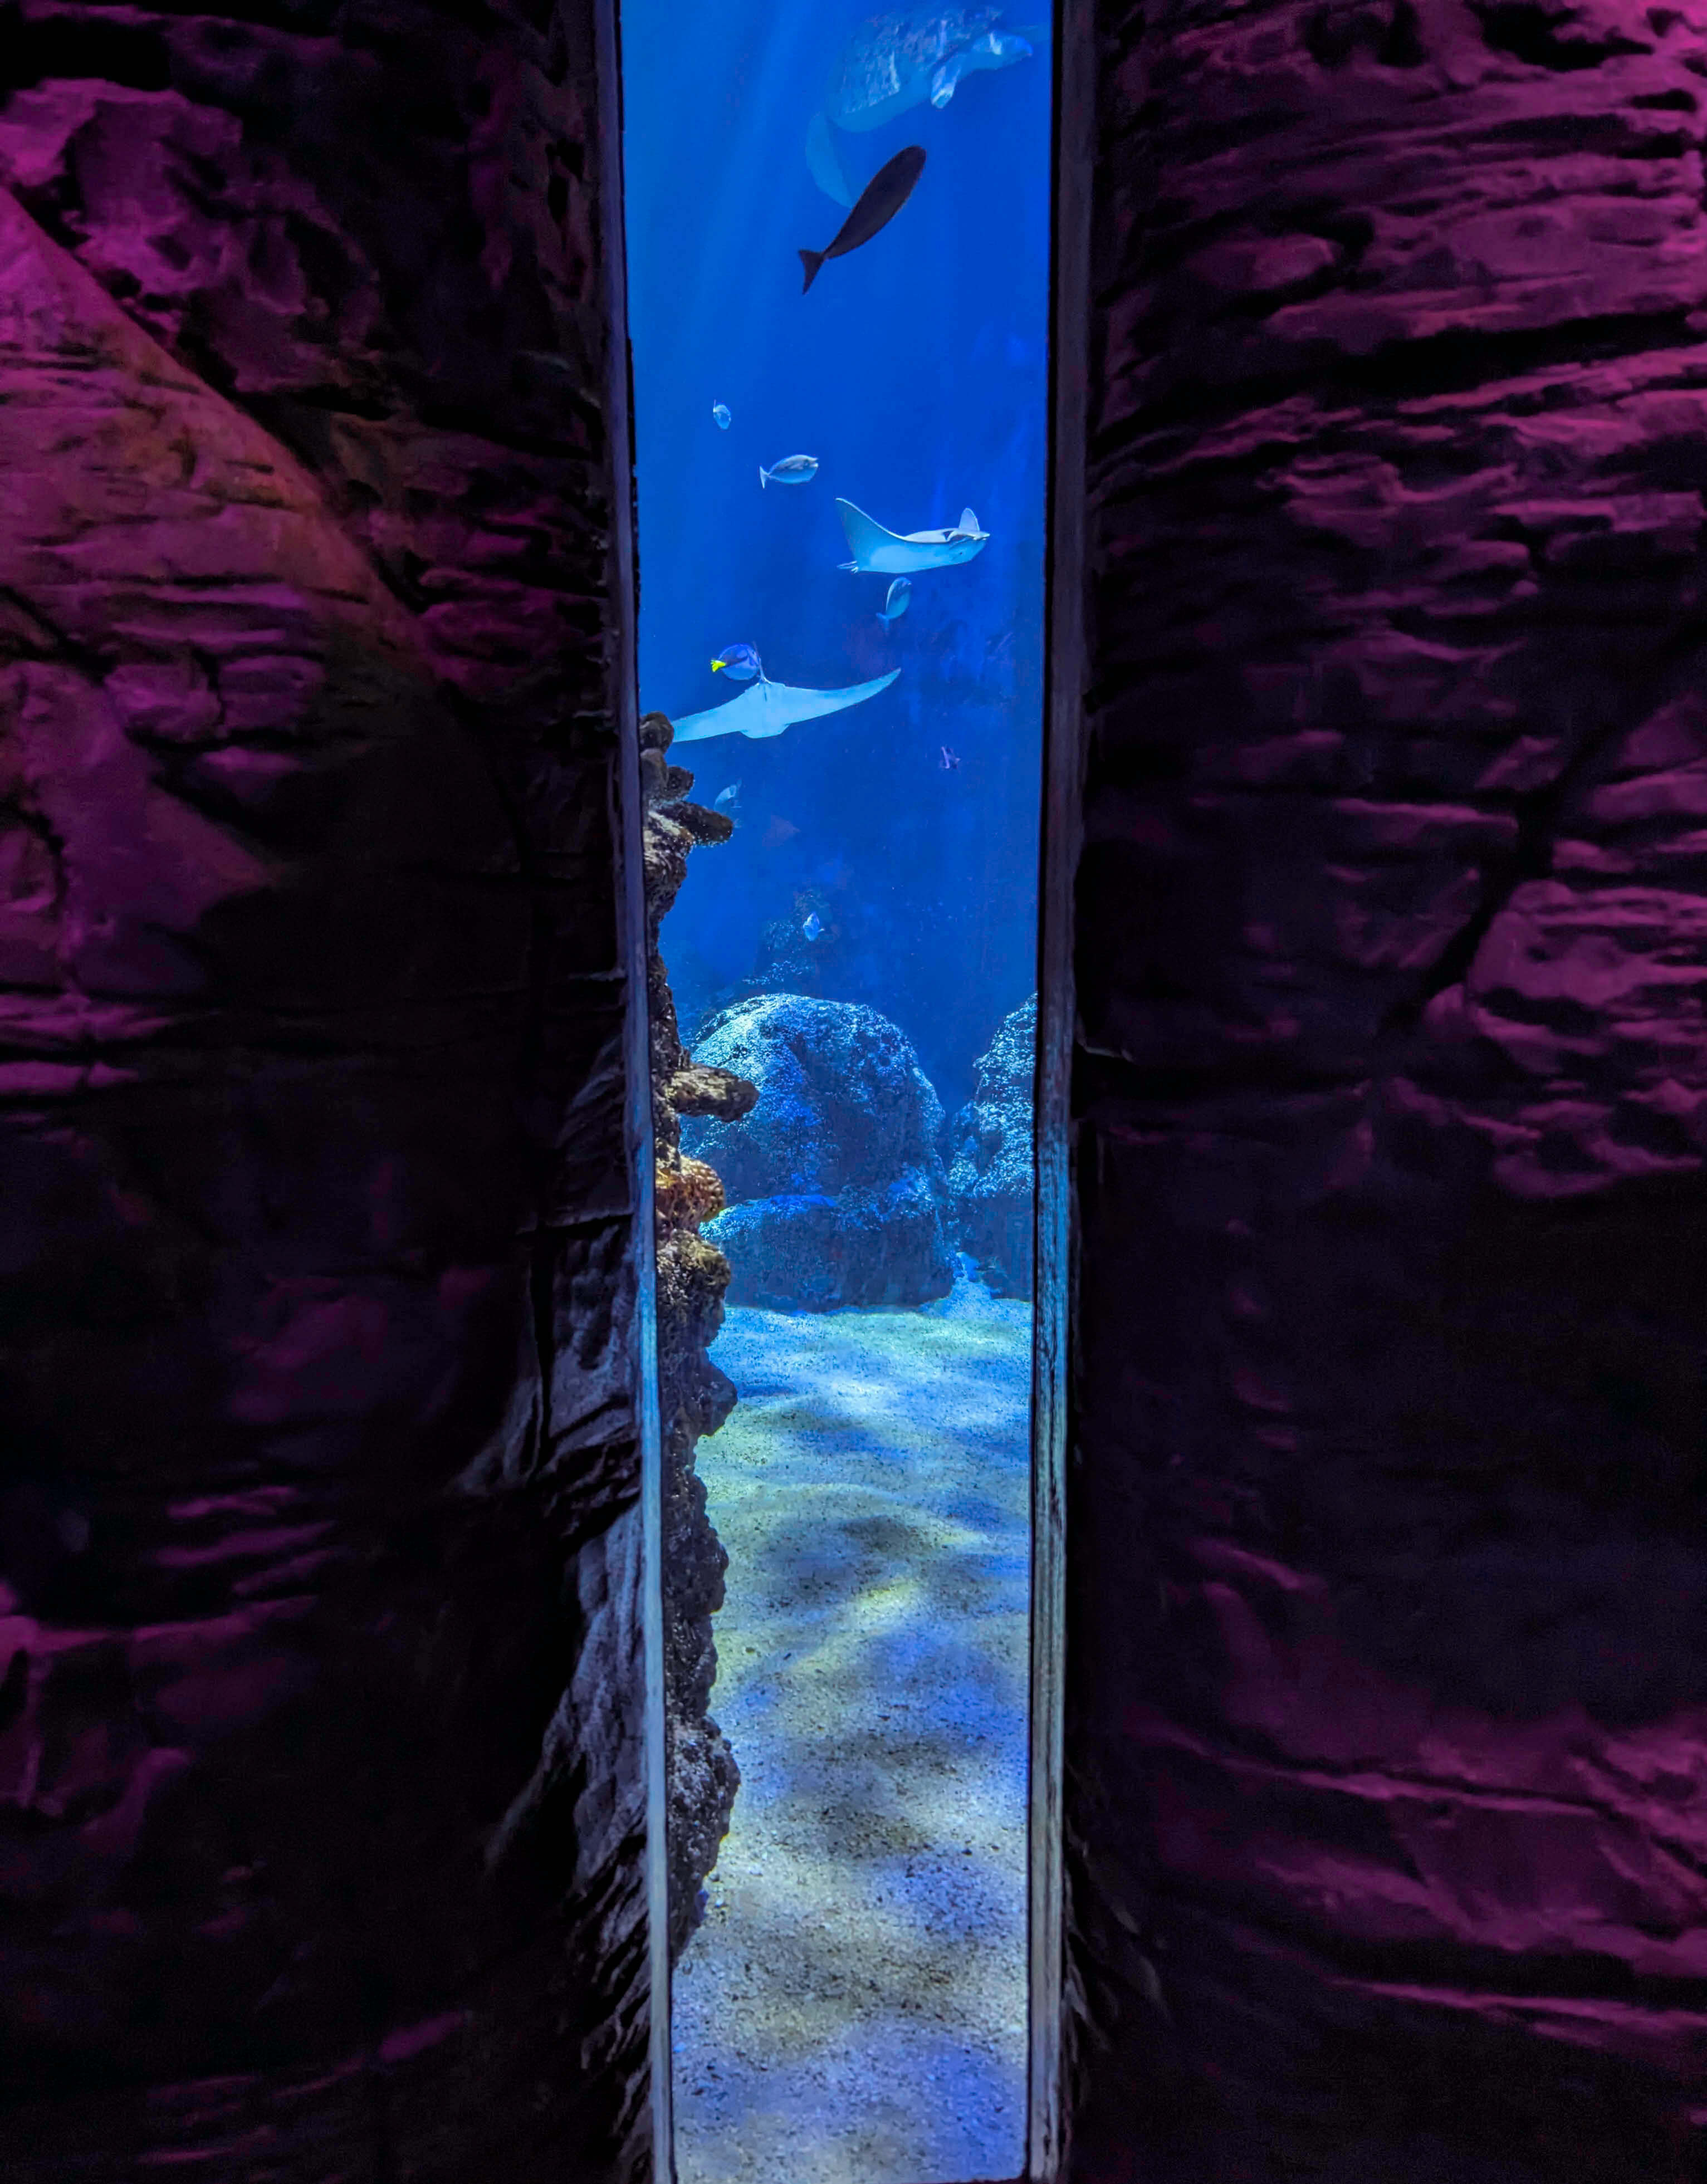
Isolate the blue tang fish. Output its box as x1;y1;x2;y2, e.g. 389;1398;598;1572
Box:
878;577;912;629
711;643;764;682
803;912;824;940
712;402;732;429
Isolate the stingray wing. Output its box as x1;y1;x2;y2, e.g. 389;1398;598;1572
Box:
835;498;913;572
668;669;900;743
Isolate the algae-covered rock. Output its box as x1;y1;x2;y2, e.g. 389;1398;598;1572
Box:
685;995;955;1310
946;994;1036;1297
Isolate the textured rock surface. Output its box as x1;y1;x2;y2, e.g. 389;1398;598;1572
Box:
1067;2;1707;2179
946;993;1036;1296
687;996;955;1310
638;709;750;1958
0;6;654;2178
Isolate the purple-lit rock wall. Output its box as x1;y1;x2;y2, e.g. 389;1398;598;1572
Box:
0;3;650;2177
1068;0;1707;2177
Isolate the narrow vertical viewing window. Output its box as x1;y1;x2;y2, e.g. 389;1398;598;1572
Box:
620;6;1052;2177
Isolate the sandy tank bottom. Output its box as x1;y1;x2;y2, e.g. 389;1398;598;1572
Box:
671;1270;1032;2184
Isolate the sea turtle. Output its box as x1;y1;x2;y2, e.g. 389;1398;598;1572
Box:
806;6;1041;207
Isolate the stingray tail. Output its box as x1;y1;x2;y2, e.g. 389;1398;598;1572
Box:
799;248;825;293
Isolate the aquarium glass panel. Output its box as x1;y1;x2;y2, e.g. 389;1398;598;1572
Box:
619;2;1049;2176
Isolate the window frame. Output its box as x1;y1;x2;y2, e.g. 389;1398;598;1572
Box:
595;0;1092;2168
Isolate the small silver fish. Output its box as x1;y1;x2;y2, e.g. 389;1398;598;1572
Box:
760;454;819;489
878;577;912;629
714;781;742;827
802;911;824;940
712;403;731;429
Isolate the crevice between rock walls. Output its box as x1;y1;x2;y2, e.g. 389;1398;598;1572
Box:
0;1;663;2177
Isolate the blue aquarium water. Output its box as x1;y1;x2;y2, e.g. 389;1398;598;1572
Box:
621;0;1049;1110
620;3;1050;2177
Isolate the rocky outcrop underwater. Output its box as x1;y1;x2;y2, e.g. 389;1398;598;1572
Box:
685;996;956;1311
946;995;1038;1300
639;709;756;1956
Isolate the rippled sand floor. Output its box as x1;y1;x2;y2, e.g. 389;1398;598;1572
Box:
672;1273;1032;2184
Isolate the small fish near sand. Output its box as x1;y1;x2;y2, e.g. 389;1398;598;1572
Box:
712;402;732;429
760;454;819;489
940;745;960;770
714;781;743;826
878;577;912;629
803;912;824;941
799;144;926;292
711;643;764;682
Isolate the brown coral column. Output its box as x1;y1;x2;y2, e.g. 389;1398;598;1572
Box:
637;710;757;1956
1069;0;1707;2178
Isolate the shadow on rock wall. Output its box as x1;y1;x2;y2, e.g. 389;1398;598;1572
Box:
1065;0;1707;2172
0;6;660;2175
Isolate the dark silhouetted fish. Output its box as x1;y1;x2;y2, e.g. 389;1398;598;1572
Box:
799;144;926;292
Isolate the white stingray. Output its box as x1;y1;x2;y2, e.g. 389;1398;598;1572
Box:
836;498;990;574
668;668;901;743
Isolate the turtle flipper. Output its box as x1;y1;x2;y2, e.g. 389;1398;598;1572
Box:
930;54;967;107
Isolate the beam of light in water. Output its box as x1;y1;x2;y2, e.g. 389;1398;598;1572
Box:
672;1284;1031;2184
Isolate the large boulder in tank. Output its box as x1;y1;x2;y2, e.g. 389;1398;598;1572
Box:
946;994;1036;1297
684;995;955;1310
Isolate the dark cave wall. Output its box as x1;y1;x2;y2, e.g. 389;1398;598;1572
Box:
0;2;655;2177
1067;1;1707;2178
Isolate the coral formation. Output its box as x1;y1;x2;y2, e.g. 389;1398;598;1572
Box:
685;995;955;1309
946;993;1038;1297
638;709;756;1956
